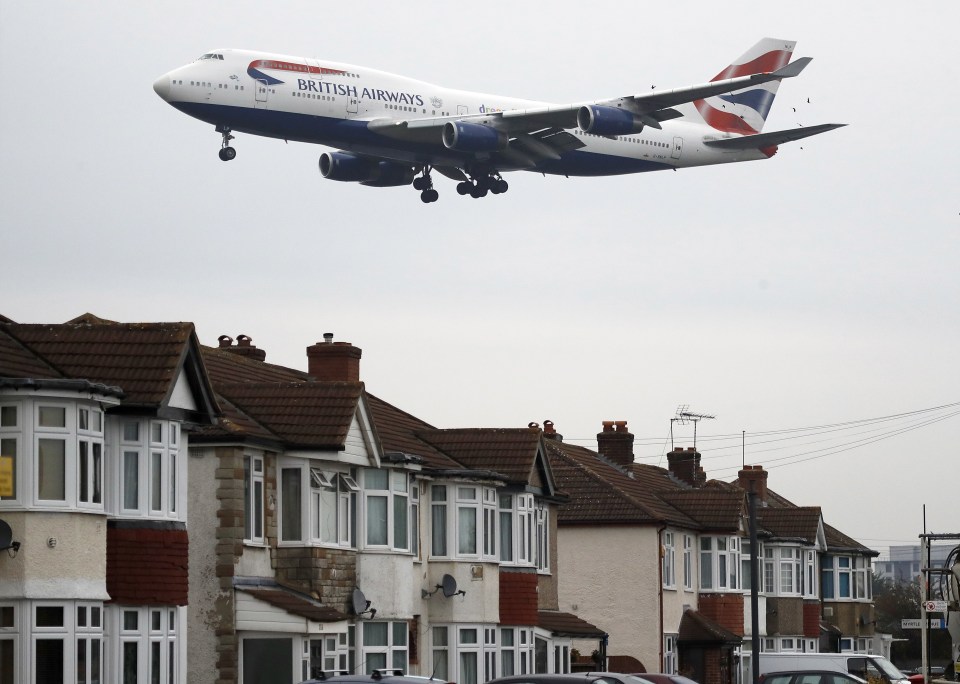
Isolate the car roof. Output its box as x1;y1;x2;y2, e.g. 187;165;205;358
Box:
300;671;448;684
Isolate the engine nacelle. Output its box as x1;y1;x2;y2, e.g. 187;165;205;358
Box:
577;105;645;136
318;152;415;187
442;121;508;152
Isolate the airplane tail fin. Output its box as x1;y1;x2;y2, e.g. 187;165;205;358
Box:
678;38;797;134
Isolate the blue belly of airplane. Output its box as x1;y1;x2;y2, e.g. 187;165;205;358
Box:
171;101;671;177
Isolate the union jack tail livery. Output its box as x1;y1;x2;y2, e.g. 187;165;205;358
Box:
680;38;796;134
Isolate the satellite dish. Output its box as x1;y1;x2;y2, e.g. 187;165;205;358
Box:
0;519;18;553
352;588;369;615
441;574;460;598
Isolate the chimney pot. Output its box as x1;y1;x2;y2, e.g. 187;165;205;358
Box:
601;421;615;432
528;422;539;429
323;333;334;344
237;334;252;347
218;335;233;348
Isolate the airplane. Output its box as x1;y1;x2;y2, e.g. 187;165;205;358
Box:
153;38;844;203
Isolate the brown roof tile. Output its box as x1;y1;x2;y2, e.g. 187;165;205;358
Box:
215;382;363;449
366;394;464;470
1;320;214;412
658;489;745;532
537;610;606;638
0;325;61;379
415;428;549;486
757;506;822;542
546;441;696;526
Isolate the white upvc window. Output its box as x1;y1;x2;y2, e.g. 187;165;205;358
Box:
27;600;105;684
534;501;549;573
662;531;676;588
310;468;358;547
361;621;408;672
77;407;104;509
683;534;694;590
113;605;181;684
699;535;741;591
0;403;20;505
821;554;872;601
664;634;678;674
118;418;180;520
361;468;412;551
778;547;802;595
244;454;265;544
430;483;498;561
803;549;818;598
498;492;545;569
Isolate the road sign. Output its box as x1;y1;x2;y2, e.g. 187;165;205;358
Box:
902;618;945;629
924;600;948;613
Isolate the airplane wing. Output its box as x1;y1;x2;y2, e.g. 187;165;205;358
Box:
368;57;813;143
703;123;847;150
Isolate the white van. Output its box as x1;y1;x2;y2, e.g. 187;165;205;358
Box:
757;654;910;684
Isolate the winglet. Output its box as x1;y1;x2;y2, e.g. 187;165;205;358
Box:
767;56;812;80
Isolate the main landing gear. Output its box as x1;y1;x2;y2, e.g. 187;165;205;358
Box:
456;173;508;199
216;125;236;161
413;168;439;203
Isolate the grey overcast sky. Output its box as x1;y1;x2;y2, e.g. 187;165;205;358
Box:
2;1;958;550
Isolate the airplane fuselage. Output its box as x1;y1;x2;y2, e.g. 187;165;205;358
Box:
154;49;767;178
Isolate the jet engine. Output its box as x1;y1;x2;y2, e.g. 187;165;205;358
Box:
319;152;415;187
442;122;508;153
577;105;645;136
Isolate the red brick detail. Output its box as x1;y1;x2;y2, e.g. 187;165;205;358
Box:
107;527;188;605
698;594;744;636
803;600;820;637
499;571;538;625
307;341;361;381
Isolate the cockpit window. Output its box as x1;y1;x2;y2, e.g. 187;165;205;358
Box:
197;53;225;61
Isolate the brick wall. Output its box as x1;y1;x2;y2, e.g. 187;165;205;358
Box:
803;600;821;637
107;523;188;605
500;569;538;625
698;593;744;636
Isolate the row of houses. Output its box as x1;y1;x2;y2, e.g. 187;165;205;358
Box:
0;315;881;684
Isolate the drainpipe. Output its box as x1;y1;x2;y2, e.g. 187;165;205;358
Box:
659;523;667;672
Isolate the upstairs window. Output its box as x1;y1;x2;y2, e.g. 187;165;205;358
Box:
310;468;358;547
662;531;676;588
699;535;741;591
244;455;264;544
361;469;412;551
431;484;498;561
119;419;179;519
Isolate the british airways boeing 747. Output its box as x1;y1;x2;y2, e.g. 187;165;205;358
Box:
153;38;844;203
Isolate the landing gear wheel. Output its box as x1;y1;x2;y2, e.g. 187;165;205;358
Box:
420;189;439;203
456;182;472;196
470;185;488;199
216;125;236;161
219;146;237;161
413;176;429;191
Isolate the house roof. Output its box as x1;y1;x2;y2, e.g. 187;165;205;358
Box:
824;522;878;556
415;427;558;492
537;610;606;638
0;315;218;420
365;393;464;471
678;609;742;645
213;381;364;449
658;488;745;532
757;506;823;543
545;440;697;527
236;586;350;623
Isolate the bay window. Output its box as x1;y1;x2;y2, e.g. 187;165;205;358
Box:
431;483;498;560
361;469;412;551
310;468;358;547
118;418;179;519
498;492;548;570
821;555;872;600
683;534;693;590
699;535;741;591
361;621;407;672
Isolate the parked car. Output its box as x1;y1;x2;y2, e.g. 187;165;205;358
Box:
489;673;656;684
300;670;448;684
633;674;700;684
759;671;869;684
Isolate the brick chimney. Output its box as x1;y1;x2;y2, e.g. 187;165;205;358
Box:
218;334;266;362
542;420;562;442
306;333;361;381
597;420;634;466
737;465;768;503
667;447;706;487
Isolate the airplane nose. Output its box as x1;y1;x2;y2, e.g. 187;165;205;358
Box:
153;74;170;100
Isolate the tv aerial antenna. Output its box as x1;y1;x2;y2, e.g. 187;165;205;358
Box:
669;405;716;451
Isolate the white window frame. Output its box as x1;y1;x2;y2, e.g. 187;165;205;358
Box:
534;501;549;573
117;418;181;520
310;467;358;548
664;633;678;674
699;535;741;592
0;402;21;506
360;621;408;672
662;531;676;588
431;483;498;561
683;534;693;590
361;468;412;552
76;407;104;510
778;546;802;596
244;454;265;544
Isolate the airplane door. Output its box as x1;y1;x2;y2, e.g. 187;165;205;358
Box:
346;97;359;116
458;105;469;115
255;79;269;109
672;136;683;160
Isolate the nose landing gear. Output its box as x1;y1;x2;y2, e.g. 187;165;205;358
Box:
216;125;236;161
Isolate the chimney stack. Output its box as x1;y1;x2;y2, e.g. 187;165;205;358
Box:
542;420;562;442
667;447;706;487
217;334;266;362
737;465;768;503
307;333;362;381
596;420;634;466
